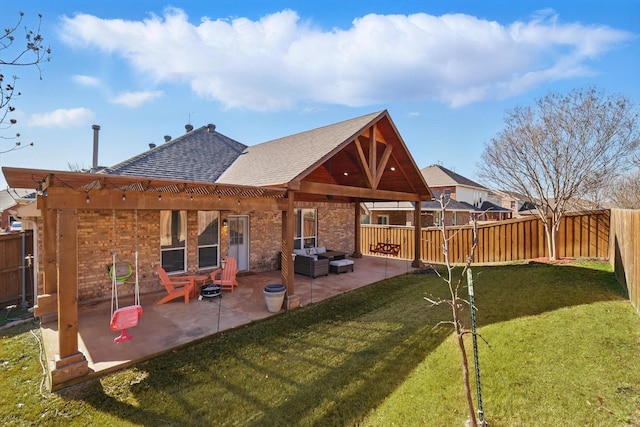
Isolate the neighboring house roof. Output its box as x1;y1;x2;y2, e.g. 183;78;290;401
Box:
365;190;476;212
420;164;487;190
217;111;382;187
0;188;33;211
421;199;476;212
364;201;415;211
479;201;511;212
102;125;247;182
422;189;476;211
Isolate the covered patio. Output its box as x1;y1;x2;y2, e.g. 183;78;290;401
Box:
3;110;433;390
39;256;414;385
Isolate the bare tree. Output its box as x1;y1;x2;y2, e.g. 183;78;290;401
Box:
609;170;640;209
1;11;51;152
479;87;640;260
426;194;486;426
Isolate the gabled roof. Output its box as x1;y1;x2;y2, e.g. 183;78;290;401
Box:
420;164;487;190
217;111;381;187
217;110;432;202
103;125;247;182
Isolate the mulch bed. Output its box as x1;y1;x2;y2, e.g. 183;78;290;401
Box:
529;257;576;265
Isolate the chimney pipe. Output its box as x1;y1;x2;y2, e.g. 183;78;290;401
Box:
149;143;156;149
164;135;171;142
207;123;216;133
92;124;100;171
185;124;193;132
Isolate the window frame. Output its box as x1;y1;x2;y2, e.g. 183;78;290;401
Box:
197;211;220;270
294;208;317;249
160;210;187;273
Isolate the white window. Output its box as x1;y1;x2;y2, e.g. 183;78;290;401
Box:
377;215;389;225
452;211;458;226
160;210;187;273
295;208;317;249
198;211;220;269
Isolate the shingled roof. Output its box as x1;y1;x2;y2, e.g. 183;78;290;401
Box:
102;125;247;182
217;111;382;187
420;164;487;190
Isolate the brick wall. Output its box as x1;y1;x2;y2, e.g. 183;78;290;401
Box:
35;202;355;304
421;210;471;227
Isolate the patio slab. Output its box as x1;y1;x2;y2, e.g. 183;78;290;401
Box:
40;255;415;386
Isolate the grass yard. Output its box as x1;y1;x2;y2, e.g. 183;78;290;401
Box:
1;262;639;426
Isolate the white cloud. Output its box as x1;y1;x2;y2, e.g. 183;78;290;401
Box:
72;75;103;88
111;90;164;107
28;108;96;128
59;8;633;110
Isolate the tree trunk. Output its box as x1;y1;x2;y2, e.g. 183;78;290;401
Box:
550;225;558;261
543;222;555;261
454;305;477;427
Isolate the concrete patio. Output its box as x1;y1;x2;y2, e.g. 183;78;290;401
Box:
40;255;415;385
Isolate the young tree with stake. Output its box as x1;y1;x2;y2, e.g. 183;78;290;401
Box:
425;193;487;426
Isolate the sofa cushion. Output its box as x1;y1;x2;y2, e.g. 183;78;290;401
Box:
294;248;307;256
329;259;354;267
316;246;326;254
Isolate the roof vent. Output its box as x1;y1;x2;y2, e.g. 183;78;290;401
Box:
207;123;216;133
149;143;156;149
164;135;171;142
185;124;193;132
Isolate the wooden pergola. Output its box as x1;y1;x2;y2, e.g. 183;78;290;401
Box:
1;110;433;387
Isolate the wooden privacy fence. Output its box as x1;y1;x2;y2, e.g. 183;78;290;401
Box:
362;210;610;264
0;231;34;306
609;209;640;314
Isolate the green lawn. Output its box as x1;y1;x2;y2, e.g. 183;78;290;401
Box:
1;262;639;426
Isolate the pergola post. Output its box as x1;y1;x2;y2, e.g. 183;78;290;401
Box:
34;198;58;319
352;198;362;258
50;208;88;388
413;201;422;268
282;190;299;309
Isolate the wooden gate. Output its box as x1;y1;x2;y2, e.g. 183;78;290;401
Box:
0;231;34;306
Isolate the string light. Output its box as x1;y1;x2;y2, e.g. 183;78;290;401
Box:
122;192;126;201
158;192;162;201
85;193;90;204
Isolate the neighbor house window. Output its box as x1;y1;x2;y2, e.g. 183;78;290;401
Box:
160;210;187;273
435;211;442;226
295;208;317;249
377;215;389;225
198;211;219;269
452;211;458;226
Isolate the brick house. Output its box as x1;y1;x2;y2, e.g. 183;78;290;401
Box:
361;194;476;227
2;110;434;387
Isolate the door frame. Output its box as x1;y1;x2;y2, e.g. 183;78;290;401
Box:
227;215;249;271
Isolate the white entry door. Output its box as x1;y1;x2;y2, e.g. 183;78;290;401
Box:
227;216;249;271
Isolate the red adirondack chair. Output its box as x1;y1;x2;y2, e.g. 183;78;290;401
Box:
157;266;193;304
210;257;239;292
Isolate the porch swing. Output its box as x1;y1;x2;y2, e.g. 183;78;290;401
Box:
109;209;143;343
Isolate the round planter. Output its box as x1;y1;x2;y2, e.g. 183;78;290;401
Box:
263;284;286;313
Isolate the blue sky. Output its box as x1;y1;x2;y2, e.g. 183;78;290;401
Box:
1;0;638;189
